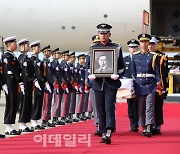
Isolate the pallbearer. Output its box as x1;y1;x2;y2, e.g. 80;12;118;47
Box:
88;23;124;144
30;40;45;130
131;34;161;137
148;36;168;134
123;39;139;132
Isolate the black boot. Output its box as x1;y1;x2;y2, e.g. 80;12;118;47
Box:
0;134;5;138
94;130;102;136
70;114;79;122
42;120;55;127
86;112;92;119
52;117;58;124
146;125;152;137
100;133;106;143
80;113;87;121
104;130;111;144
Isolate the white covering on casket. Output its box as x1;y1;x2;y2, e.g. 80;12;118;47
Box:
119;78;134;90
116;78;134;99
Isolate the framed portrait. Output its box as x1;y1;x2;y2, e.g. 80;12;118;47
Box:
90;46;118;77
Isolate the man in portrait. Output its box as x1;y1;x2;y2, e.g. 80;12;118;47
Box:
95;54;113;73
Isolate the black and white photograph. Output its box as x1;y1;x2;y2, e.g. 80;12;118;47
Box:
90;47;117;77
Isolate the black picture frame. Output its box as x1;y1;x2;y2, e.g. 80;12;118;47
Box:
90;46;118;77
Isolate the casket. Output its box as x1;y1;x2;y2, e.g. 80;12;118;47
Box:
116;78;135;99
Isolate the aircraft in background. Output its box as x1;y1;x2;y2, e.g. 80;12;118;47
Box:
0;0;149;52
0;0;179;52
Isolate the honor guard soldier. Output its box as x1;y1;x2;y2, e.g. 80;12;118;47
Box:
2;36;22;135
88;23;124;144
86;35;101;136
17;38;35;132
148;36;169;134
51;48;65;125
67;52;80;122
60;50;73;123
131;34;161;137
87;35;100;120
75;54;87;121
30;40;45;130
0;60;6;138
123;39;139;132
41;45;55;127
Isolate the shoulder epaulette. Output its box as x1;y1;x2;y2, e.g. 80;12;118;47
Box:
112;43;122;48
150;51;157;55
156;52;164;57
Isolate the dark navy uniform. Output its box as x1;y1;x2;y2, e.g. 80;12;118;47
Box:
148;36;169;134
75;54;87;121
51;48;65;125
60;50;73;123
89;24;124;144
91;41;124;134
123;55;138;131
154;50;168;128
67;52;80;122
31;53;45;121
18;51;34;125
41;45;55;127
85;39;99;128
2;50;22;125
2;36;22;135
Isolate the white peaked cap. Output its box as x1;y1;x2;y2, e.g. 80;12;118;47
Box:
17;38;30;45
3;36;17;43
150;37;159;44
30;40;41;47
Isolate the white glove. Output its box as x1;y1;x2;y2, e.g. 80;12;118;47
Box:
37;62;41;66
64;68;67;72
111;74;119;80
20;83;25;95
2;84;8;95
56;66;59;71
79;87;83;93
75;85;78;91
45;82;52;93
23;62;27;67
3;58;8;64
48;63;51;67
88;74;96;80
65;87;69;93
34;81;42;91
